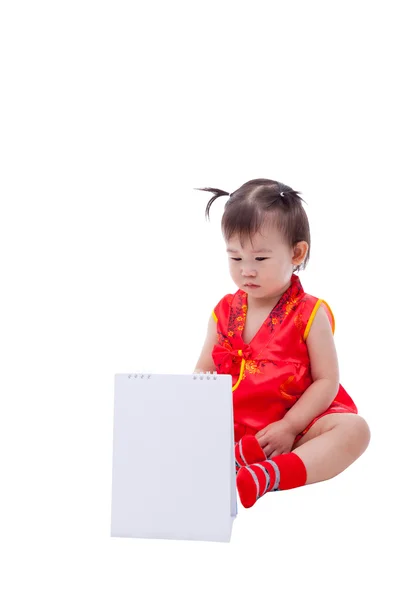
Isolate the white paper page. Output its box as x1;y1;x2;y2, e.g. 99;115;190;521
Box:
111;373;236;542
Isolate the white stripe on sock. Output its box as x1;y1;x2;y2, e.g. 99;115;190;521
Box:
244;466;260;500
265;459;280;490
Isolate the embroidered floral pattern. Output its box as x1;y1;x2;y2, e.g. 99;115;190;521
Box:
262;276;303;334
212;275;305;381
245;360;261;376
279;375;299;401
293;298;307;336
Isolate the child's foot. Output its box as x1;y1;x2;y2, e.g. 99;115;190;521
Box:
235;434;265;473
236;461;279;507
236;453;308;508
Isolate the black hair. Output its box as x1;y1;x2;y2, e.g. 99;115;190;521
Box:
194;178;311;273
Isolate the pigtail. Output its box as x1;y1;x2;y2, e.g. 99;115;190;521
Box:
276;181;306;207
194;187;231;221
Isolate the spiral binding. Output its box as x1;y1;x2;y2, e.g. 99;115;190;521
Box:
193;370;218;380
127;371;218;380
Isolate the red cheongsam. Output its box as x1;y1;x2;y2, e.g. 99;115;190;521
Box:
211;273;358;445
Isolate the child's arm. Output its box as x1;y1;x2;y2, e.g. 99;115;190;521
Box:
193;313;219;373
283;304;340;435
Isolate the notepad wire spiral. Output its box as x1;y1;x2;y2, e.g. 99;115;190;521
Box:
193;370;218;380
127;371;218;380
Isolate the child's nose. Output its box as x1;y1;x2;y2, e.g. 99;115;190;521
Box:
241;267;257;276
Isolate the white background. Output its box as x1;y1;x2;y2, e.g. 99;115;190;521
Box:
1;1;398;598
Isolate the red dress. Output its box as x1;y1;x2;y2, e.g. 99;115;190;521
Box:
211;273;358;445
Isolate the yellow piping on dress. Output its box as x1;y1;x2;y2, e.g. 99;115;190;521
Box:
232;349;245;392
303;298;335;341
212;311;218;323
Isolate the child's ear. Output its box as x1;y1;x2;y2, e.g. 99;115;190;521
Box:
293;241;308;264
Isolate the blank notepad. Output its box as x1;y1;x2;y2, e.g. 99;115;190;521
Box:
110;372;237;543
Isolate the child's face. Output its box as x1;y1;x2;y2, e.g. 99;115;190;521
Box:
226;224;305;300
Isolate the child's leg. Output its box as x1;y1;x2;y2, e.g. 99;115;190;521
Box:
291;412;370;484
236;413;370;507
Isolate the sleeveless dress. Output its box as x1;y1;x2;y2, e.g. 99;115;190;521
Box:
211;273;358;445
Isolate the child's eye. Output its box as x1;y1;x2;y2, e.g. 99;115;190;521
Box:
230;258;269;261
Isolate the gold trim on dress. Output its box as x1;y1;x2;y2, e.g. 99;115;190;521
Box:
303;298;335;341
232;352;246;392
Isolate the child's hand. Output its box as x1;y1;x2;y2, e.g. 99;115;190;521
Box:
255;420;297;458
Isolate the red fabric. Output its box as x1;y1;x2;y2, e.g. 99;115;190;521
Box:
237;461;277;508
237;452;308;508
235;434;265;471
211;273;358;444
271;452;307;489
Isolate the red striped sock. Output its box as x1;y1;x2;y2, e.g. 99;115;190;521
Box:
235;435;266;473
236;452;308;508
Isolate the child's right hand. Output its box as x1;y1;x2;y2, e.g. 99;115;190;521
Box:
255;420;297;458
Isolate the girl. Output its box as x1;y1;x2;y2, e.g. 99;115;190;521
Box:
194;178;370;509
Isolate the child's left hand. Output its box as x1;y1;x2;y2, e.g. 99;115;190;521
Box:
255;420;297;458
